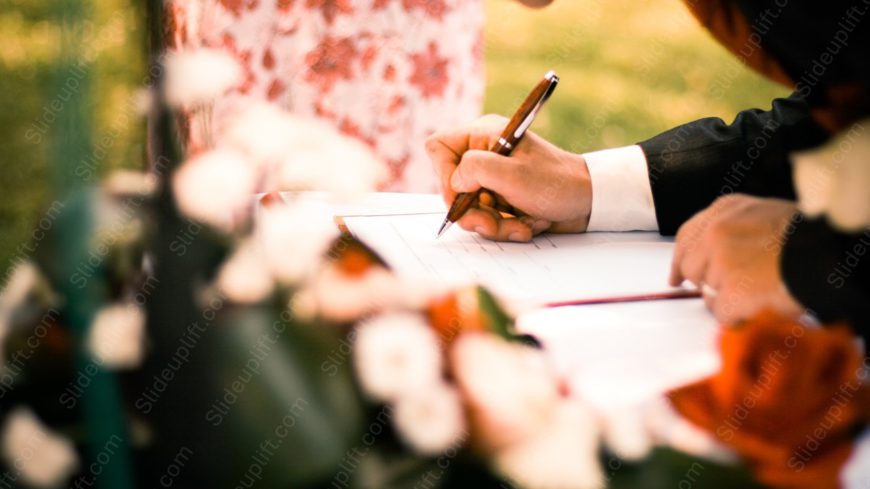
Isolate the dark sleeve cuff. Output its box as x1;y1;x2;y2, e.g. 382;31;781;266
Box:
781;216;870;338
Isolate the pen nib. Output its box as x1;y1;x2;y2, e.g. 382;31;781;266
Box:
436;219;452;238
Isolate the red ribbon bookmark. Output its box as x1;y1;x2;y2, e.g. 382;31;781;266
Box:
545;289;702;308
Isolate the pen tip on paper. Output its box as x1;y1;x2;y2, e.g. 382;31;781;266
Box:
436;220;451;239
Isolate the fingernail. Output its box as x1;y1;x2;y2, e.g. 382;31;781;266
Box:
473;226;485;235
508;232;524;242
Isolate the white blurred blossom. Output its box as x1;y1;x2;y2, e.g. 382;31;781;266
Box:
172;148;256;232
223;102;302;165
495;400;603;489
276;123;387;195
222;100;386;193
133;87;154;115
0;262;42;366
0;261;39;311
599;404;653;461
216;239;275;304
646;397;736;464
292;266;441;323
2;408;78;488
451;333;560;449
103;170;157;197
256;202;338;284
843;426;870;489
92;192;148;251
289;288;319;321
164;48;243;107
353;312;442;402
394;382;466;455
88;303;146;369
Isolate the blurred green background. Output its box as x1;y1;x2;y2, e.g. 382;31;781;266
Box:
0;0;787;277
0;0;145;280
483;0;788;150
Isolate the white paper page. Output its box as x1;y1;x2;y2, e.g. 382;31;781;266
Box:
516;299;721;409
343;212;685;305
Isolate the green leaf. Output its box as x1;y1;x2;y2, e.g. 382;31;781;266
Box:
476;286;514;341
605;447;765;489
207;305;366;486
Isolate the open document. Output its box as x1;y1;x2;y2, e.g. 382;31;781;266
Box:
342;212;689;307
516;299;720;407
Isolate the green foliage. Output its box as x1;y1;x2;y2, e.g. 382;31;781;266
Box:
606;447;765;489
483;0;789;151
0;0;145;278
209;306;367;486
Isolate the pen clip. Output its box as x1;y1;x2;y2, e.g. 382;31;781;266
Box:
513;72;560;140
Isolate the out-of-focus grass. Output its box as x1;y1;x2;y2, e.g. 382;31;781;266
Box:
0;0;790;276
0;0;144;278
484;0;789;152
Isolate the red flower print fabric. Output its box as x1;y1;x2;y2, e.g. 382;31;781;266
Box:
167;0;485;192
409;42;450;100
305;36;358;91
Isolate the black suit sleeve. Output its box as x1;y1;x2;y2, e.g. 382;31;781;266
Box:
637;93;870;337
638;93;829;235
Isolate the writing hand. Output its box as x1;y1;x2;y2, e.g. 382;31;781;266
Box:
425;115;592;242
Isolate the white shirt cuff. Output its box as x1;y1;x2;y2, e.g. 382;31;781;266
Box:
583;145;659;232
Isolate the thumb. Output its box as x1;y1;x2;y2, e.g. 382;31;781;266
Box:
451;150;517;194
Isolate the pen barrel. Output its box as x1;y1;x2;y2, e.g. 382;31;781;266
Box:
490;137;515;156
446;189;483;223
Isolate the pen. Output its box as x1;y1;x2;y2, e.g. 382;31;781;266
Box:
436;70;559;238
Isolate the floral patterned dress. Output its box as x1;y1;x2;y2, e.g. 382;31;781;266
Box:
167;0;486;192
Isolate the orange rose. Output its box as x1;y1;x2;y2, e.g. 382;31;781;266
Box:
669;312;870;489
426;286;513;346
426;286;488;346
325;234;388;277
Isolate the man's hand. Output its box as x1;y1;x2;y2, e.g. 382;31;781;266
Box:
425;114;592;242
669;194;806;324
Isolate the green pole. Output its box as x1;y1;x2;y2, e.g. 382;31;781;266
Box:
52;1;133;487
